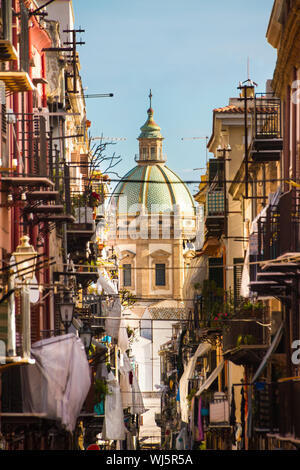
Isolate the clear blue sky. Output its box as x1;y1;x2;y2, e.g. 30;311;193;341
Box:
72;0;277;195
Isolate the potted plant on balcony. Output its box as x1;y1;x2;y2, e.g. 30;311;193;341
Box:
199;280;233;328
237;300;266;318
94;378;111;415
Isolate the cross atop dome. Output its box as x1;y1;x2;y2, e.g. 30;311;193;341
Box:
149;89;152;110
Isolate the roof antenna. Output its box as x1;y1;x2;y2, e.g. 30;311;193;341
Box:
247;56;250;81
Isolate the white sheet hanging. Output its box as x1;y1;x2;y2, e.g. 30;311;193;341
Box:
97;269;121;340
21;334;91;432
119;352;145;415
102;372;126;441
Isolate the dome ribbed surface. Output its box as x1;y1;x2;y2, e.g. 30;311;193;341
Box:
112;164;196;215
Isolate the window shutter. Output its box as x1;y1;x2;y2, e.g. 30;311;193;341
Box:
233;258;244;306
39;115;47;176
64;162;71;214
123;263;132;287
20;1;29;73
30;304;40;344
2;0;12;42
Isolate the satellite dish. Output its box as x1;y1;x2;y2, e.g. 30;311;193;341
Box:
29;276;40;304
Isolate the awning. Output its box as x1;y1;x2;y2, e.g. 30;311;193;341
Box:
179;342;212;423
195;360;225;397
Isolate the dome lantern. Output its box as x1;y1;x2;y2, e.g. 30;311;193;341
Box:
137;90;165;164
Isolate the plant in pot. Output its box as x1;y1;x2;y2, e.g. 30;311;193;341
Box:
94;378;111;415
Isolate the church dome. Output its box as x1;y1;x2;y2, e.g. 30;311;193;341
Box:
111;92;196;216
112;163;196;215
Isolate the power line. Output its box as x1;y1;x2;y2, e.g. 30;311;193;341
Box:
3;171;291;185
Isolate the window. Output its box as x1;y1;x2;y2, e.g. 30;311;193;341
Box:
150;147;156;159
123;263;132;287
140;317;152;341
155;263;166;286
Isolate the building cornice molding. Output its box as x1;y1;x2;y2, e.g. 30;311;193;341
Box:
272;0;300;98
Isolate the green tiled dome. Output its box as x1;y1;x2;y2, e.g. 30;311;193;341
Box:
112;164;196;215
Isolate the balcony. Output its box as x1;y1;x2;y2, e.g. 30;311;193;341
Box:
193;283;225;335
276;378;300;442
0;71;35;92
258;378;300;444
253;382;279;434
67;194;96;257
250;94;282;163
249;188;300;298
79;294;108;336
0;39;18;61
222;302;269;365
205;190;225;237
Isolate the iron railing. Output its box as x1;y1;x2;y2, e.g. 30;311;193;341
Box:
274;378;300;440
222;317;266;352
253;382;279;433
254;93;282;140
253;188;300;268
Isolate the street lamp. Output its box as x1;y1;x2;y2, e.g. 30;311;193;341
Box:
13;235;37;280
59;300;75;333
79;323;93;354
13;235;37;360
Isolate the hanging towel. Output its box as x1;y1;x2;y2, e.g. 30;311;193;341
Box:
230;385;236;426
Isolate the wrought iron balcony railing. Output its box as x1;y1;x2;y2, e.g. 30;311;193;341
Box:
251;93;283;163
254;94;282;140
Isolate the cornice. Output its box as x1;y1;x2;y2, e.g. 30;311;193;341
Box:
272;1;300;98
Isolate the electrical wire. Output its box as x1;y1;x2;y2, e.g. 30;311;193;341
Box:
2;171;292;185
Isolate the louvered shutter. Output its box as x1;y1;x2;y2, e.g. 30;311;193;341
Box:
233;258;244;306
2;0;12;42
30;304;40;344
20;1;29;73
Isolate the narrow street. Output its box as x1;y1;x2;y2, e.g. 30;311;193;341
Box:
0;0;299;456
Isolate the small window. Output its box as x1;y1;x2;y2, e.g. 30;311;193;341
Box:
140;318;152;341
150;147;156;159
142;148;147;159
155;263;166;286
123;264;132;287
